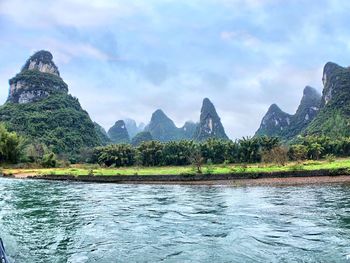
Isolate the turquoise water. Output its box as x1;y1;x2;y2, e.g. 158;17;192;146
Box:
1;178;350;262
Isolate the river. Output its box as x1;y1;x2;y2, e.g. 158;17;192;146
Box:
0;178;350;262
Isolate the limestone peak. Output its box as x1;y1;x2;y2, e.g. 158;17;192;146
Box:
21;50;60;76
7;50;67;104
193;98;228;141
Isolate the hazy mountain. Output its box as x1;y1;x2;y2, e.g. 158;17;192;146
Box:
281;86;321;138
108;120;130;144
131;131;153;146
144;109;182;142
180;121;198;140
124;118;145;138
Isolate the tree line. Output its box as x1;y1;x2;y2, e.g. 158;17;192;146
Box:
91;135;350;167
4;120;350;169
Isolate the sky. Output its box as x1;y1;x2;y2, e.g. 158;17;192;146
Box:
0;0;350;139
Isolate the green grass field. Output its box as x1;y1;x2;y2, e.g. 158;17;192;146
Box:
3;158;350;177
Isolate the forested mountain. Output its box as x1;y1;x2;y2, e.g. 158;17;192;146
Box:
255;86;321;138
305;62;350;137
0;50;100;154
94;122;111;145
255;104;292;137
108;120;130;144
282;86;321;138
144;109;182;142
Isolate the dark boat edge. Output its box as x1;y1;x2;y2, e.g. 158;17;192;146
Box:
0;238;10;263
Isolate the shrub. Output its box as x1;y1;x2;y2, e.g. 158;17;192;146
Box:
288;144;308;162
0;124;22;163
325;154;336;163
237;137;262;163
137;141;164;166
41;152;57;168
308;143;324;160
189;146;203;174
289;164;304;171
204;159;214;174
236;164;248;173
261;146;288;166
200;139;228;164
95;144;135;167
162;140;195;166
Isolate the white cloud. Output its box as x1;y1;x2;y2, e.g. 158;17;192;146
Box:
0;0;151;28
220;30;261;49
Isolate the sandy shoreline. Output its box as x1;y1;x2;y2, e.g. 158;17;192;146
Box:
4;173;350;186
139;176;350;186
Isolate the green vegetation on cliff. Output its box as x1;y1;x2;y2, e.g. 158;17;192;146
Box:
94;122;111;145
145;109;182;142
0;93;100;154
0;50;101;156
9;70;68;92
255;86;321;139
131;131;153;146
305;63;350;137
108;120;130;144
255;104;291;137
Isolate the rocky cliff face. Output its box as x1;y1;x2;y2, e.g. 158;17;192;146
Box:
108;120;130;144
193;98;228;141
255;86;322;138
294;86;321;122
22;50;60;75
144;109;182;142
181;121;198;140
281;86;321;138
8;50;68;104
255;104;292;137
305;62;350;137
321;62;344;106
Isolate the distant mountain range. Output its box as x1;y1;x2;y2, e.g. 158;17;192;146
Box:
1;50;349;154
103;97;229;143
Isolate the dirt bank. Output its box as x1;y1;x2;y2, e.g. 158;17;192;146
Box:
3;168;350;186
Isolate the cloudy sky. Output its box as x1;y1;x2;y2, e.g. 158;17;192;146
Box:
0;0;349;139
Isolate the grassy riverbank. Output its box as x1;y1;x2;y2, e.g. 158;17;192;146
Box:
3;158;350;177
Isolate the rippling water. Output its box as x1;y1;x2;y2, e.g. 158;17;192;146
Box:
1;178;350;262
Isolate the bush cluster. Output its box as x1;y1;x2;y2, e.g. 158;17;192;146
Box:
0;124;22;163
